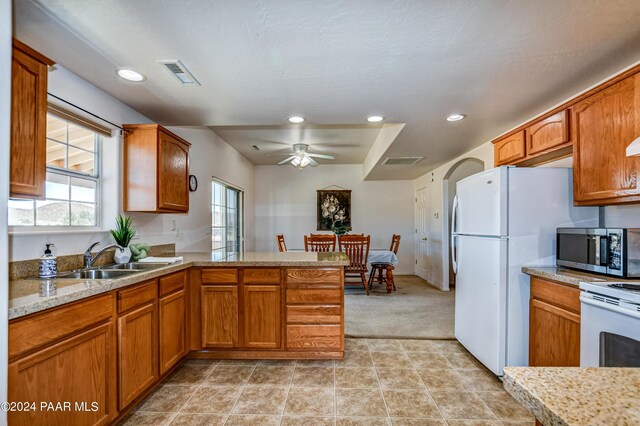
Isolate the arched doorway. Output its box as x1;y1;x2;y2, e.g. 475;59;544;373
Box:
441;158;484;290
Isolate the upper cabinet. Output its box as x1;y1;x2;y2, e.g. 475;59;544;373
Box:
123;124;191;213
10;39;54;199
494;131;525;166
572;73;640;205
493;109;571;167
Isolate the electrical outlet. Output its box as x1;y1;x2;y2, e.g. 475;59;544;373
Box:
169;219;176;232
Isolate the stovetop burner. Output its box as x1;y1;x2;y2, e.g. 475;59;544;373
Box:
608;283;640;291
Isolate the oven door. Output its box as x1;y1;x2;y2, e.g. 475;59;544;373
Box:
580;293;640;367
557;228;609;274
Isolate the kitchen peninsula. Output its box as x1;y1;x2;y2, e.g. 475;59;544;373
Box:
8;251;349;425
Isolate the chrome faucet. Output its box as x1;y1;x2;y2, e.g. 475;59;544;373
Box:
84;242;125;268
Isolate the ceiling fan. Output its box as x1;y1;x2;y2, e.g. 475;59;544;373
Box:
275;144;335;170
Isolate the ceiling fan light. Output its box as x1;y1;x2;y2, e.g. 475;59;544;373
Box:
300;155;311;167
291;156;302;167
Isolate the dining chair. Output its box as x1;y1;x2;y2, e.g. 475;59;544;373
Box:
276;234;287;252
369;234;400;293
339;234;371;295
304;234;336;252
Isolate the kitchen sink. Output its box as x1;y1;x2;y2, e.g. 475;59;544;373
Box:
100;262;169;270
57;269;138;280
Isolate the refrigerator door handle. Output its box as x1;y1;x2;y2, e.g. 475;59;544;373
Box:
451;194;459;235
451;234;458;274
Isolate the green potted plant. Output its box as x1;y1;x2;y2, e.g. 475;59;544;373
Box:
332;222;352;237
110;215;135;263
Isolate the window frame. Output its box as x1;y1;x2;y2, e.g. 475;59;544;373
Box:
211;178;244;258
8;111;103;232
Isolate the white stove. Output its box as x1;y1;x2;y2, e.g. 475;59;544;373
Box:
579;281;640;367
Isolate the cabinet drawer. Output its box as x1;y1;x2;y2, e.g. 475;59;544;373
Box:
530;277;580;313
287;305;341;324
244;268;281;285
118;280;157;314
286;288;342;304
159;270;187;296
202;268;238;284
286;325;342;350
9;294;113;359
286;268;342;287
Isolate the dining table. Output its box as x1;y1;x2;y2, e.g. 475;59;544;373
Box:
289;248;398;267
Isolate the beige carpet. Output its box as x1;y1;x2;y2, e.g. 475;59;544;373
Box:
344;275;455;339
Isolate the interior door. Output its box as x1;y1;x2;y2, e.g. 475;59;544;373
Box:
415;187;429;281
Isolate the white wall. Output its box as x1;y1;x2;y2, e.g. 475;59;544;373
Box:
1;0;12;420
254;165;415;274
414;142;494;288
9;65;255;261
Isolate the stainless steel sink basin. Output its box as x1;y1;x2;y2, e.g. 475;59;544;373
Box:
57;269;138;280
100;262;169;271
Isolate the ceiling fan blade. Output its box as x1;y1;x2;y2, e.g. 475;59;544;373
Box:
309;157;319;167
266;152;296;157
307;153;335;160
277;156;297;165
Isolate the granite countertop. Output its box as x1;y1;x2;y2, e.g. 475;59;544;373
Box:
9;251;350;320
521;266;640;288
504;367;640;425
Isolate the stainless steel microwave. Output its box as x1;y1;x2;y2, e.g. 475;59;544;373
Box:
556;228;640;278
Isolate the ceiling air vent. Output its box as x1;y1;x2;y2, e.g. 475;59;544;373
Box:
157;60;201;86
382;156;424;166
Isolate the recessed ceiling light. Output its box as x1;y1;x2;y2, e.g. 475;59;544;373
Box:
446;113;466;122
366;115;384;123
288;116;305;124
116;68;146;82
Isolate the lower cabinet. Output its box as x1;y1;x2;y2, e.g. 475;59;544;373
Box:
8;322;116;426
529;277;581;367
244;285;281;349
118;281;158;410
201;285;239;348
159;288;187;374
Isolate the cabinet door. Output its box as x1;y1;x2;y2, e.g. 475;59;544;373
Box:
10;47;48;199
529;298;580;367
158;131;189;212
244;285;281;349
572;73;640;204
118;302;158;409
159;289;187;375
526;110;570;155
493;131;525;166
8;322;116;426
201;286;239;348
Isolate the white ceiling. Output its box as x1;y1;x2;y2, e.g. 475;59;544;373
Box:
14;0;640;179
211;124;383;165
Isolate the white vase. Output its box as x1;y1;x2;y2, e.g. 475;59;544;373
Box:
114;247;132;264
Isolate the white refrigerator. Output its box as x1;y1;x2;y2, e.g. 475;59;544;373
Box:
451;166;598;375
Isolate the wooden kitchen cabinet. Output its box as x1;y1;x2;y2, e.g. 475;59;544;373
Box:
525;109;570;156
243;285;281;349
201;285;239;348
572;72;640;205
493;131;526;166
8;294;116;426
529;277;581;367
159;271;188;375
117;281;158;409
10;39;54;199
123;124;191;213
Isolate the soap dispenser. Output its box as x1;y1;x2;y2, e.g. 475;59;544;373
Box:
39;244;57;278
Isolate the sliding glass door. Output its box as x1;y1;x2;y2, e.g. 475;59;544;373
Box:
211;180;243;259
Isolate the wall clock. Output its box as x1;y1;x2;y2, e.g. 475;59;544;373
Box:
189;175;198;192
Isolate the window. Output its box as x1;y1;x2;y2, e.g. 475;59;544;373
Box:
8;113;100;227
211;180;243;259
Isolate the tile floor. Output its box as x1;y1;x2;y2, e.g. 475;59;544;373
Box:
120;338;534;425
